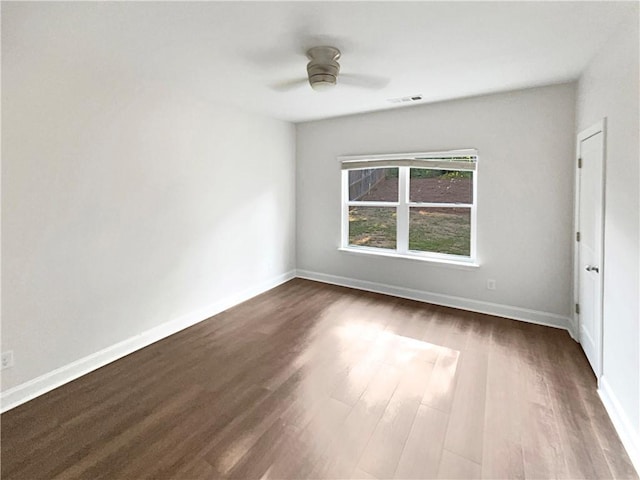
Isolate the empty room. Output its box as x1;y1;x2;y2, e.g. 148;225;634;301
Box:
2;1;639;479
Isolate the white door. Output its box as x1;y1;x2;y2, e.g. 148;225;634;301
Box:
575;120;605;378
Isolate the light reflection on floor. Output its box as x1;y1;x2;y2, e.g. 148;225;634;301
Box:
216;308;462;479
282;316;462;478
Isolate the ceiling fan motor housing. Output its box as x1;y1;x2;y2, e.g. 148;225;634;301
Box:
306;46;341;90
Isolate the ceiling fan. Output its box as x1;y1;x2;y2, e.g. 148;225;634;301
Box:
272;45;389;92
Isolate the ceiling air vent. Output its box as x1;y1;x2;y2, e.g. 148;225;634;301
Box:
387;94;423;104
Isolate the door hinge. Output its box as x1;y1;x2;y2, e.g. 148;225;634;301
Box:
575;303;580;315
576;232;581;242
578;157;582;168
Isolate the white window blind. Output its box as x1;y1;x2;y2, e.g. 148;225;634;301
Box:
339;149;478;171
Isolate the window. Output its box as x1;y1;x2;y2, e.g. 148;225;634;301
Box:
340;150;477;264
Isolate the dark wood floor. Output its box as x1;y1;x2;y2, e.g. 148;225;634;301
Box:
2;279;637;479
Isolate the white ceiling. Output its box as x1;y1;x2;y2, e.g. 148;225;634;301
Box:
4;1;635;123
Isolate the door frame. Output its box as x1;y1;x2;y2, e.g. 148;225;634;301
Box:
573;118;607;380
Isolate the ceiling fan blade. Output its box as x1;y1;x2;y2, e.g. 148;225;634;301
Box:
339;73;390;90
270;78;309;92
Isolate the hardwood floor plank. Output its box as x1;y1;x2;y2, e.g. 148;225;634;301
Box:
261;397;352;479
518;332;569;480
420;306;452;348
331;353;385;407
522;401;567;479
127;385;270;479
581;386;638;479
224;418;295;479
439;309;473;352
201;372;305;475
395;307;435;341
171;457;216;479
421;347;460;413
309;364;402;479
1;279;635;480
51;385;205;479
352;468;379;479
438;449;482;479
393;404;449;479
443;348;488;464
548;383;610;479
481;349;525;479
357;360;434;479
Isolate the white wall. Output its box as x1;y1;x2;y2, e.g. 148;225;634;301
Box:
297;83;576;324
576;15;640;468
1;6;296;396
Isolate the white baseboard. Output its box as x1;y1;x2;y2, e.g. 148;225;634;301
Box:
566;314;579;342
296;269;571;331
598;377;640;475
0;270;296;413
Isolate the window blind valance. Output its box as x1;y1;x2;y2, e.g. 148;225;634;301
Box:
338;149;478;171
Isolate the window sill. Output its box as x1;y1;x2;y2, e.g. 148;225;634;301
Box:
338;247;480;269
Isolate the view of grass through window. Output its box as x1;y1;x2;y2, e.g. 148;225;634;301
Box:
347;167;473;256
348;206;396;249
348;168;398;249
409;207;471;255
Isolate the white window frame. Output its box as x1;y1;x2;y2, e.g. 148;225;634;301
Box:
339;149;478;266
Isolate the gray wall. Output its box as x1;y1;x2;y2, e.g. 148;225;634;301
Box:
296;83;577;320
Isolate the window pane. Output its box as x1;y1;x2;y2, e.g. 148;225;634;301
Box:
409;169;472;204
409;207;471;256
349;206;396;249
348;168;399;202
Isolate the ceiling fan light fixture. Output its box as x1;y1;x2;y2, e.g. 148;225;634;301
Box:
272;44;387;93
310;74;337;91
306;46;341;92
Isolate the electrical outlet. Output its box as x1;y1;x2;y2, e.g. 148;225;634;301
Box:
486;279;496;290
1;351;14;370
